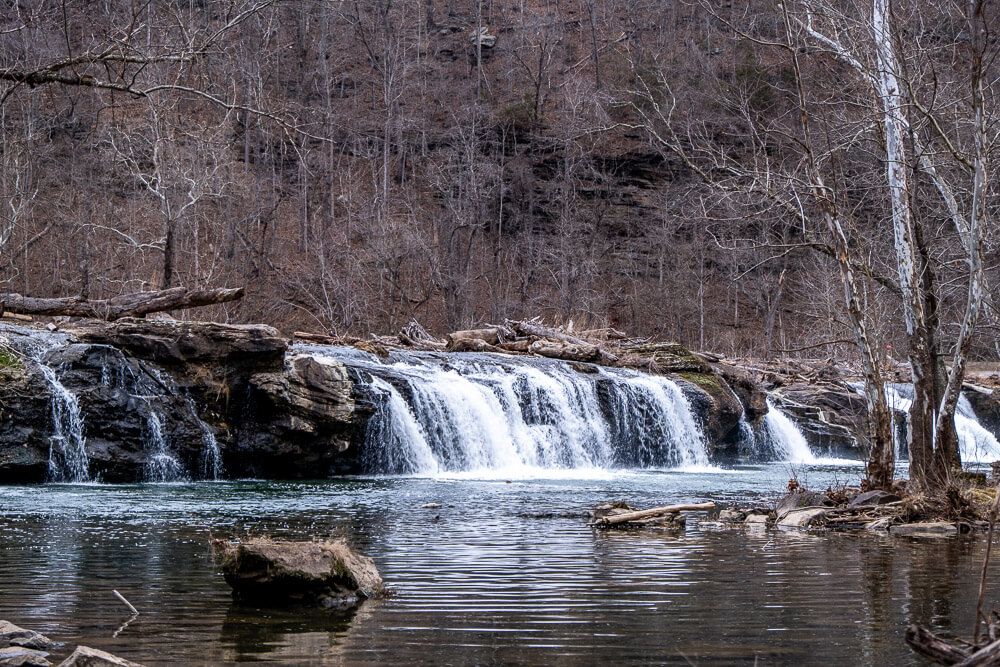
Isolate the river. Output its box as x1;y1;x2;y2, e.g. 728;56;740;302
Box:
1;462;995;665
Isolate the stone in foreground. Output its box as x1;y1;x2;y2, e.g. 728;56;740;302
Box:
0;622;55;651
0;646;50;667
56;647;143;667
213;538;384;608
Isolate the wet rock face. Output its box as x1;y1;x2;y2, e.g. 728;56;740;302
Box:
0;320;352;483
231;355;362;478
213;538;384;609
673;371;746;452
40;343;211;483
0;358;53;483
772;383;866;455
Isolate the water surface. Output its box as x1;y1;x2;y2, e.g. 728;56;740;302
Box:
0;463;994;665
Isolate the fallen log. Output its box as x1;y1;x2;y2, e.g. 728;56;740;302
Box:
958;640;1000;666
510;319;592;346
529;339;619;365
498;340;532;353
0;287;244;321
400;319;446;350
905;625;970;665
593;502;716;526
294;331;340;345
446;327;501;351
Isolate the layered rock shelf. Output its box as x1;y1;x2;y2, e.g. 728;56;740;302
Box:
1;317;998;483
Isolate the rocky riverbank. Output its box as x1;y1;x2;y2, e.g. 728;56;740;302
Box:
0;317;999;483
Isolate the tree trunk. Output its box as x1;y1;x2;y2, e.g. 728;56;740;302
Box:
0;286;244;321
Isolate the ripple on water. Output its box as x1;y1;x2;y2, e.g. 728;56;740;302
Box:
0;461;991;665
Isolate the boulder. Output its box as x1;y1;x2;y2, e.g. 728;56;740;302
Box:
213;538;384;608
673;371;746;451
890;522;959;538
773;384;867;455
745;513;769;525
0;622;55;651
776;490;832;514
776;507;828;528
234;355;361;477
848;490;901;509
56;647;142;667
0;647;50;667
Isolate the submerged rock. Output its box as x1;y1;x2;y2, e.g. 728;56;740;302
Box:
889;522;959;538
213;538;384;608
0;622;55;651
0;646;50;667
56;646;143;667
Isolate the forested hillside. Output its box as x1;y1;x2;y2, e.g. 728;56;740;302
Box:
0;0;996;363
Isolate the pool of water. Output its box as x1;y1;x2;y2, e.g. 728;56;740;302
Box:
0;462;993;665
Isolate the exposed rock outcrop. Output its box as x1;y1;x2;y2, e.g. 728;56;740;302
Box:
213;538;384;608
232;354;364;478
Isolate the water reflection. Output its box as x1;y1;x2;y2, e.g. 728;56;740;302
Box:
0;466;998;664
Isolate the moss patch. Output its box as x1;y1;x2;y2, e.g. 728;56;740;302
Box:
676;371;723;394
0;348;24;373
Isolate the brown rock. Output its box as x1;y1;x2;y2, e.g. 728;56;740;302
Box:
213;538;384;608
0;646;50;667
0;622;55;651
56;646;143;667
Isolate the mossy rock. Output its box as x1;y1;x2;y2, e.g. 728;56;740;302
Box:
0;348;24;373
626;342;710;373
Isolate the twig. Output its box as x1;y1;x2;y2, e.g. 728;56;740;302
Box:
974;486;1000;645
113;589;139;616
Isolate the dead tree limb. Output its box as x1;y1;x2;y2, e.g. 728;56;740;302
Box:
592;502;716;526
905;625;970;665
0;287;244;321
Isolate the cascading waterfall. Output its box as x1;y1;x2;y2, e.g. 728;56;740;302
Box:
761;399;817;464
307;345;713;475
956;394;1000;463
603;373;709;468
36;362;90;482
855;383;1000;464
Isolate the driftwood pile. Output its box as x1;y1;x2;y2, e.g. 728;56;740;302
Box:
906;623;1000;666
589;501;716;530
296;318;719;374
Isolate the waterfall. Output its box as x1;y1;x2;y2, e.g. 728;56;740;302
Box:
857;383;1000;464
762;399;817;464
956;394;1000;463
36;362;90;483
310;345;712;475
143;409;185;482
199;424;223;480
603;373;709;468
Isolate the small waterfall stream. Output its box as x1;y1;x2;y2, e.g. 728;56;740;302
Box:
761;400;817;464
36;362;90;483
